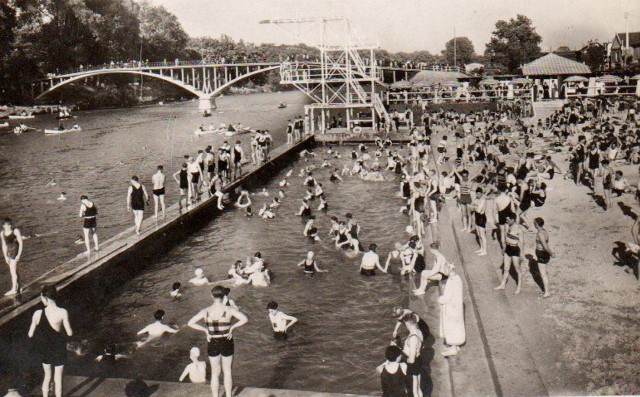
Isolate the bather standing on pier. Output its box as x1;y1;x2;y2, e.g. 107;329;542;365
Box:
127;176;149;235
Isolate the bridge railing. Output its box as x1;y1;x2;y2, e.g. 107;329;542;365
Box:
46;60;282;79
385;87;533;104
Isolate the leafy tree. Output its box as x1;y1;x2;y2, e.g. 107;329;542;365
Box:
442;37;475;65
139;1;188;61
580;41;606;71
484;14;542;72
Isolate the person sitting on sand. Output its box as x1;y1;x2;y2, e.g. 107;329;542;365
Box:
267;301;298;340
136;310;178;346
179;347;207;383
189;268;210;286
612;171;633;196
57;192;67;201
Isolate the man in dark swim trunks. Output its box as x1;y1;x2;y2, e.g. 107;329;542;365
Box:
534;217;554;298
494;215;524;294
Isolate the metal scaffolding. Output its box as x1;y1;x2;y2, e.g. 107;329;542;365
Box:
260;16;388;133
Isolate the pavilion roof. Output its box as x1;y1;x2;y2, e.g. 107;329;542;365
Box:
521;53;591;76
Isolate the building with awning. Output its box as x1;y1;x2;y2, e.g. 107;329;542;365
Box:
521;53;591;77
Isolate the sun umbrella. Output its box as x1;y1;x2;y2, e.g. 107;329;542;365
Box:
512;77;531;85
390;80;412;90
597;75;622;83
564;75;589;83
479;78;500;85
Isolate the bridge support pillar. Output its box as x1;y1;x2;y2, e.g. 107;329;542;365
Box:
198;97;216;112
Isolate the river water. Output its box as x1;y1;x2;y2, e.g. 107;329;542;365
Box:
0;91;306;292
64;150;422;394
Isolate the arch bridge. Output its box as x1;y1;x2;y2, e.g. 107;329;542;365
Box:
34;61;423;111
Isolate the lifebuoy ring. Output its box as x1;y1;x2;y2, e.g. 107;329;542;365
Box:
353;126;363;133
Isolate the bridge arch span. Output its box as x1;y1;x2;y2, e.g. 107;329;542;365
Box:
36;69;204;100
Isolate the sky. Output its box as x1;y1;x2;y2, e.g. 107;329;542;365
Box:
152;0;640;54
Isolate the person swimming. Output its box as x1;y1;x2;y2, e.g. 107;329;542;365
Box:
136;309;178;347
171;282;182;300
57;192;67;201
189;268;210;286
258;204;275;219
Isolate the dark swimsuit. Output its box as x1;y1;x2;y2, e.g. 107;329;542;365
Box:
497;201;514;225
381;366;408;397
130;185;144;211
303;259;316;274
505;230;520;257
458;181;472;205
3;230;19;259
179;170;189;189
536;234;551;264
83;203;97;229
36;310;67;366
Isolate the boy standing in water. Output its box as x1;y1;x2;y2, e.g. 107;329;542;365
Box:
152;165;166;219
179;347;207;383
267;301;298;340
136;309;178;346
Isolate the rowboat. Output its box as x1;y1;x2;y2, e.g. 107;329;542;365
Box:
0;122;8;128
44;127;82;135
8;115;35;120
194;127;254;137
